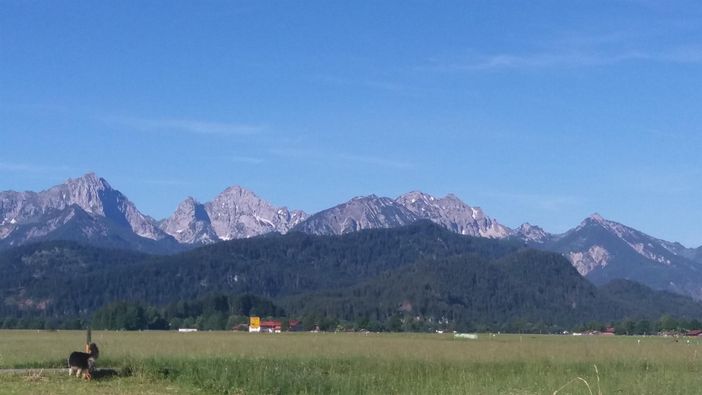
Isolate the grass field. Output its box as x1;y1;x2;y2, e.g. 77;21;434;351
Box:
0;330;700;394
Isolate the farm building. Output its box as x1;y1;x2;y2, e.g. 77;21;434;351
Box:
245;318;302;332
259;320;282;333
686;329;702;337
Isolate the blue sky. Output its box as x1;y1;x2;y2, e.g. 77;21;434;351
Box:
1;1;701;246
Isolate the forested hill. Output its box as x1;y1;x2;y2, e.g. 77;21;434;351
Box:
16;221;521;310
1;221;701;330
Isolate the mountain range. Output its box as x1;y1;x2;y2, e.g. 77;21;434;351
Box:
1;173;701;300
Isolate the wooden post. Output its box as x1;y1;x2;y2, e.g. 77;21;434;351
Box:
85;328;92;352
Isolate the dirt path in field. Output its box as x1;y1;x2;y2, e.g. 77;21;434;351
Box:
0;368;118;376
0;369;65;374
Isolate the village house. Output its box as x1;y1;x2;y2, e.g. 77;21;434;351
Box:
246;317;303;332
602;326;616;336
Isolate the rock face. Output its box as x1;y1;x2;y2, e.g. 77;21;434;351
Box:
160;197;218;244
514;223;551;244
0;173;179;253
293;195;419;235
160;186;308;243
396;191;511;238
541;213;702;300
206;186;307;240
567;245;612;276
1;173;165;239
294;191;512;238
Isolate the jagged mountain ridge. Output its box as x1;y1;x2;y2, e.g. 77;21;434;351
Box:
0;173;536;247
0;174;181;253
396;191;511;238
160;186;308;244
2;173;701;302
292;195;419;235
292;191;511;238
0;173;165;239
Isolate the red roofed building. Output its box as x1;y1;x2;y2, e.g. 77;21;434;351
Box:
260;320;282;333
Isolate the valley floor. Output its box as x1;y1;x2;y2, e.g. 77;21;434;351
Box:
0;330;700;394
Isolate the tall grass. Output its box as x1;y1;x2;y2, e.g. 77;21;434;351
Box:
1;330;700;394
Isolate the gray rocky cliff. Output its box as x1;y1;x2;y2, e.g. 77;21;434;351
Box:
161;186;308;242
160;197;219;244
0;173;168;242
396;191;511;238
514;222;551;244
293;195;419;235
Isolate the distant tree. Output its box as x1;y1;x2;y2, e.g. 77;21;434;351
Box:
616;319;636;335
388;315;403;332
585;321;603;331
635;319;652;335
2;317;17;329
658;315;677;332
92;301;152;330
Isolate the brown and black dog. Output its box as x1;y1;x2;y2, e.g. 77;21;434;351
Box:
68;343;99;380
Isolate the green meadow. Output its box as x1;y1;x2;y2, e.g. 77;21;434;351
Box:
0;330;700;394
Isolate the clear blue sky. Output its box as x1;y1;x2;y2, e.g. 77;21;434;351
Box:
1;1;701;246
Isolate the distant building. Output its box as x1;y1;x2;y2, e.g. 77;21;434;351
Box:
249;316;261;333
178;328;198;333
246;317;301;332
260;320;282;333
686;329;702;337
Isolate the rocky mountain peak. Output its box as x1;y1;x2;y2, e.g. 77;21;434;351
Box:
196;186;308;240
161;197;217;244
219;185;256;199
351;194;381;201
55;173;116;216
515;223;550;244
0;172;173;249
588;212;606;223
71;172;110;188
395;191;510;238
293;194;418;236
400;190;434;201
577;213;612;232
579;214;635;239
176;197;209;220
159;185;310;243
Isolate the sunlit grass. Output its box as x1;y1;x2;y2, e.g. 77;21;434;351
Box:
0;330;700;394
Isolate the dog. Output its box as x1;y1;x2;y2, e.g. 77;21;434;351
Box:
68;343;99;380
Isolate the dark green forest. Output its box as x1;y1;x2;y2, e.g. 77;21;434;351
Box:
1;222;701;332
